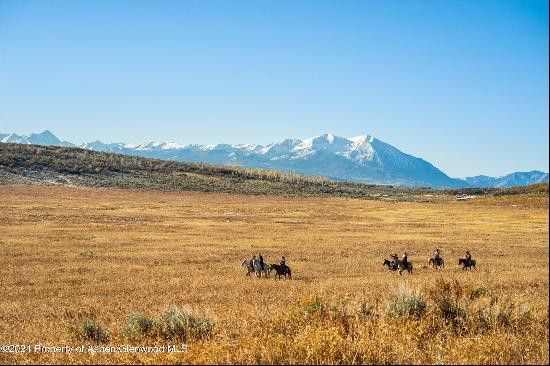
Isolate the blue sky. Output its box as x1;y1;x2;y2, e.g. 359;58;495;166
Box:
0;0;548;177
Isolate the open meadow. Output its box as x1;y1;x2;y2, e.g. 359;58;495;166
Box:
0;184;548;364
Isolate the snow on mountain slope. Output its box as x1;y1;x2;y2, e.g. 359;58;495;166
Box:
465;171;549;188
80;140;129;152
1;130;547;188
1;130;75;147
1;133;26;144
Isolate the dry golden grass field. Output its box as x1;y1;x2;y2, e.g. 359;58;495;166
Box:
0;184;548;365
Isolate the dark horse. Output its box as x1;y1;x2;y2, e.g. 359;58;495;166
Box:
429;256;445;270
270;264;292;280
458;258;476;270
383;259;413;275
383;259;398;271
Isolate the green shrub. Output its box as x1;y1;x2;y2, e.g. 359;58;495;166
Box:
303;296;326;316
386;286;427;319
497;303;515;327
67;318;110;343
122;313;155;340
478;307;495;330
468;285;488;300
159;307;214;341
430;279;468;326
193;316;215;340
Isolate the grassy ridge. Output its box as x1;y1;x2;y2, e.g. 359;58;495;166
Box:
0;143;438;201
0;143;547;200
445;183;549;196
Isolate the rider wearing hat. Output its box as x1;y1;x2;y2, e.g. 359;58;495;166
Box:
401;252;408;268
280;255;288;272
258;253;264;271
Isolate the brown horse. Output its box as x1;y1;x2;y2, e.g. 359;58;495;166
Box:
429;256;445;270
270;264;292;280
458;258;476;270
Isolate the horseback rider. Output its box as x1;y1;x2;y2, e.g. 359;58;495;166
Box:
390;253;399;270
402;252;408;269
280;256;287;271
258;253;264;271
433;248;445;267
465;250;472;262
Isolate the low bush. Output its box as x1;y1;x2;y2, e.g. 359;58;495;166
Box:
67;318;110;344
430;279;469;327
122;313;155;340
468;285;488;300
159;307;214;341
386;285;427;319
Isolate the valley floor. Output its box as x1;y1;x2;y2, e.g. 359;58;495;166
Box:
0;185;548;364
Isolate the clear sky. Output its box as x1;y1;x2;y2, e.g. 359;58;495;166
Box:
0;0;548;177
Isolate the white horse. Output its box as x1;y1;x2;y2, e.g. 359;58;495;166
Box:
241;259;271;278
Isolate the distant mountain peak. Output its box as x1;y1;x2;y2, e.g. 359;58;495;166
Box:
348;134;374;145
1;130;74;147
0;130;547;188
28;130;61;144
33;129;56;136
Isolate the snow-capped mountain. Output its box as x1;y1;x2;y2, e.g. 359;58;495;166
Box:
464;171;549;188
1;130;547;188
0;130;75;147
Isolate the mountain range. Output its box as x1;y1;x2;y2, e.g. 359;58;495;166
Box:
1;130;547;188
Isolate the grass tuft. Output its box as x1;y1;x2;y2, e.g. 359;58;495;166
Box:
67;318;110;344
122;313;155;340
386;284;427;319
159;307;214;342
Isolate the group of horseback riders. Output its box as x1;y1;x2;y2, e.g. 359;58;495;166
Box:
385;248;476;274
390;251;409;268
250;253;287;269
431;248;472;261
244;248;476;279
243;253;291;279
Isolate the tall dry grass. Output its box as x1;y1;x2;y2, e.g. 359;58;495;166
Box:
0;185;547;364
